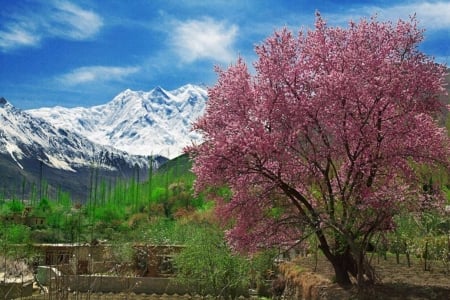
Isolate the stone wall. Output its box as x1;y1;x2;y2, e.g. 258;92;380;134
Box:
278;262;351;300
51;275;190;295
0;282;33;299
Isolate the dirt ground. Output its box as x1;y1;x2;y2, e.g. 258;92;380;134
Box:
295;252;450;300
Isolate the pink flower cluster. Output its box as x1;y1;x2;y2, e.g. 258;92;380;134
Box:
187;14;449;253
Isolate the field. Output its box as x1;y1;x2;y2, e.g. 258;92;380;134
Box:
292;253;450;300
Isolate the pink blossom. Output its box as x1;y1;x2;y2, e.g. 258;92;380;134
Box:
187;14;449;257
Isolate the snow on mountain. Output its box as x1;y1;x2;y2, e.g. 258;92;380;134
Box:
0;97;149;172
28;84;208;159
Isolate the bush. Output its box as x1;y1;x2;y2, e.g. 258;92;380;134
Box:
30;229;64;243
6;199;24;213
94;204;125;223
1;224;30;244
174;225;250;298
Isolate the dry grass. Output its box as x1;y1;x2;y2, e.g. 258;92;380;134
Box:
294;252;450;300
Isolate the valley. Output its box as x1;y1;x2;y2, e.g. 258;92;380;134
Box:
1;77;449;299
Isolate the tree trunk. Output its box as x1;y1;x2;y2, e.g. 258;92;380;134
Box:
317;233;356;287
329;257;353;286
356;251;365;286
322;247;357;287
321;243;380;287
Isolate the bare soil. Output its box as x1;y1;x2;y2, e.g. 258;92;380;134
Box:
295;252;450;300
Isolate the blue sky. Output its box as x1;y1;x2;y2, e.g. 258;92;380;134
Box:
1;0;449;109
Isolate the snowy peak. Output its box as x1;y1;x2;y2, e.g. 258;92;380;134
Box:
28;84;208;159
150;86;170;103
0;99;163;202
0;100;150;172
0;97;8;106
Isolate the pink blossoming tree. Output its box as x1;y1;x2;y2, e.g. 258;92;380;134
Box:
188;14;449;286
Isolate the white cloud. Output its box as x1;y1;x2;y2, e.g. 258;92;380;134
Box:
328;1;450;30
170;17;238;64
57;66;140;86
0;25;40;50
363;1;450;29
46;0;104;40
0;0;103;52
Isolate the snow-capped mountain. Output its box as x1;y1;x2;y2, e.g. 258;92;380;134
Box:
0;97;150;171
0;97;160;201
28;84;208;159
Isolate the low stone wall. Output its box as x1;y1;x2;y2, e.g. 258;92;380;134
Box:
278;262;351;300
0;282;33;299
23;292;228;299
52;275;189;295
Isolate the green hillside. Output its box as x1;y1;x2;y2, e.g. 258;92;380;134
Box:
0;153;205;244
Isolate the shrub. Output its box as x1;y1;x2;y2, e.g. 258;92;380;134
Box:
174;225;250;298
1;224;31;244
6;199;24;213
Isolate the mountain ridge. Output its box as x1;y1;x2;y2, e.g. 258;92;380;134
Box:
0;98;164;201
28;84;208;159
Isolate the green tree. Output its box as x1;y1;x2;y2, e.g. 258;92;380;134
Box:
174;225;250;298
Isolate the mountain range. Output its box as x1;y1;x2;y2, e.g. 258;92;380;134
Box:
2;78;448;202
0;84;207;202
28;84;207;159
